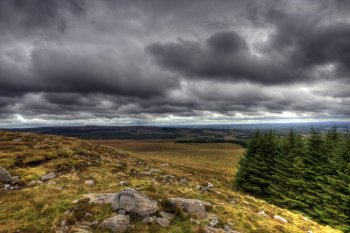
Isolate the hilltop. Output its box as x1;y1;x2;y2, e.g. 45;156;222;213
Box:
0;131;340;233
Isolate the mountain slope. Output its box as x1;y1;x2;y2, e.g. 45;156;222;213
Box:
0;131;340;233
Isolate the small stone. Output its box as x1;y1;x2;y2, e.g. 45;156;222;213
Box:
207;213;219;227
27;180;43;186
203;226;225;233
258;210;267;217
273;215;288;224
41;172;56;181
160;212;174;220
84;180;95;186
224;224;240;233
140;171;151;176
11;176;19;184
101;214;130;233
141;216;156;224
155;218;170;227
48;180;57;185
179;178;188;184
201;182;214;192
4;184;10;190
0;167;12;183
119;181;129;186
149;168;161;174
71;226;92;233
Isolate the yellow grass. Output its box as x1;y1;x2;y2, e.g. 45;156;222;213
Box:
0;132;341;233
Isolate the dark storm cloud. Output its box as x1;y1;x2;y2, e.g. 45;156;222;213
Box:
147;23;350;85
146;31;297;84
1;0;350;126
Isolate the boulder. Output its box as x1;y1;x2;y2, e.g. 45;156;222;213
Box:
155;218;170;227
167;198;212;218
111;188;159;217
273;215;288;224
41;172;56;181
82;193;117;204
0;168;12;183
101;214;130;233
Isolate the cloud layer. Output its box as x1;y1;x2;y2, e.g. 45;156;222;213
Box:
1;0;350;126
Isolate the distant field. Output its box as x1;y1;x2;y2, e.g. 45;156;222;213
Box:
91;139;245;181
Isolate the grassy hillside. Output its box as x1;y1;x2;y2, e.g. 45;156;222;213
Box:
0;131;340;233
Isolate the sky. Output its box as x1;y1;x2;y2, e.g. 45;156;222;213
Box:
1;0;350;127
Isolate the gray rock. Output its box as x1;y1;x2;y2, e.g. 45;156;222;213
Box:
179;178;188;184
257;210;267;217
201;182;214;192
203;226;225;233
159;211;174;220
118;209;126;215
11;176;19;184
119;181;129;186
207;213;219;227
155;218;170;227
101;214;130;233
140;171;151;176
0;167;12;183
47;180;57;185
82;193;117;204
84;180;95;186
273;215;288;224
70;226;92;233
111;188;159;217
141;216;156;224
168;197;212;218
28;180;43;187
149;168;161;174
41;172;56;181
224;224;240;233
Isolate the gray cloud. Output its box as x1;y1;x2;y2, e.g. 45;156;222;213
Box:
0;0;350;126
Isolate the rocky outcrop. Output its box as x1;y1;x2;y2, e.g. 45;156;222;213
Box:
111;188;159;217
101;214;130;233
167;197;212;218
0;167;12;183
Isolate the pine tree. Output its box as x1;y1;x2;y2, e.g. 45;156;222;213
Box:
269;130;309;209
235;131;279;196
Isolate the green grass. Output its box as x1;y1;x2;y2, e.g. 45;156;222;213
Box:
0;132;341;233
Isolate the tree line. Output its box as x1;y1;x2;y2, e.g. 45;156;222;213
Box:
235;127;350;231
